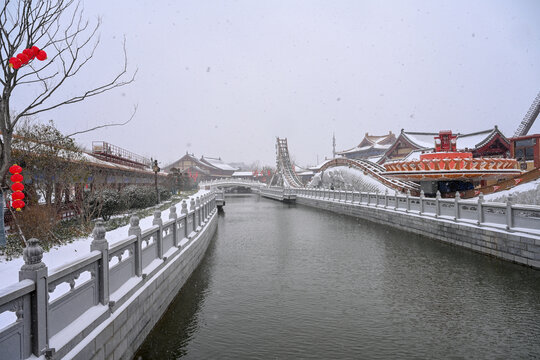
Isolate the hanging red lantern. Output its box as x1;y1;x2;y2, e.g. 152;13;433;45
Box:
11;192;25;201
17;53;29;64
12;200;25;211
23;48;34;59
12;58;22;69
31;46;40;57
10;173;23;183
9;164;22;174
36;50;47;61
11;182;24;192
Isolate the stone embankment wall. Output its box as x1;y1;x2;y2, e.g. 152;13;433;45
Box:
295;196;540;270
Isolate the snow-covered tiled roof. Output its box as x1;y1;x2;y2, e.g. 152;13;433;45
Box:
200;157;238;171
456;129;502;150
338;132;396;155
402;132;437;149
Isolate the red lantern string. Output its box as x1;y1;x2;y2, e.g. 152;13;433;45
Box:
7;46;47;69
9;164;25;211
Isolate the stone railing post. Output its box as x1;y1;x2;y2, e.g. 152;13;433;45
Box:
454;192;461;221
435;191;441;218
128;216;142;277
19;238;50;357
181;200;189;238
190;198;197;232
394;191;398;210
201;196;206;220
384;189;389;208
169;205;178;246
477;193;484;226
91;220;110;305
152;211;163;259
196;196;201;227
406;189;411;213
506;195;514;231
419;190;425;214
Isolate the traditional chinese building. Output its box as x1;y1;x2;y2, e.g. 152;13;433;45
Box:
337;132;396;159
163;153;238;179
377;127;510;164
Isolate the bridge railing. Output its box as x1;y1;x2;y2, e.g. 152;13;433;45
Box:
200;179;266;188
0;191;218;360
289;187;540;236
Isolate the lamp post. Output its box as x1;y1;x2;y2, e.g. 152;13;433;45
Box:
152;158;160;204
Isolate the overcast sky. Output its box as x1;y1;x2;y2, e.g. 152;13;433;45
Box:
16;0;540;168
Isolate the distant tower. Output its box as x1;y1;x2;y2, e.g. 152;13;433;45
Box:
332;132;336;159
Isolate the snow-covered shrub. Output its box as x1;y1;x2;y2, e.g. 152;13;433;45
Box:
85;188;124;221
159;187;172;201
120;185;155;209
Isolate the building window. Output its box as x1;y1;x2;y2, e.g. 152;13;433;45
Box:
515;138;536;161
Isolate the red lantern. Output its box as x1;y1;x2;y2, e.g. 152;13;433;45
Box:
12;192;25;201
36;50;47;61
11;183;24;192
31;46;40;57
23;48;34;59
17;53;29;64
9;164;22;174
10;173;23;183
12;58;22;69
12;200;25;211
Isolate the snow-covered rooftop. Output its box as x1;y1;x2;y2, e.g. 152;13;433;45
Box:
401;128;505;151
456;129;499;150
201;157;238;171
402;132;437;149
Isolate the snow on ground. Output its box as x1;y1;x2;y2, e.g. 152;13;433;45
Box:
0;189;209;290
480;178;540;205
309;165;396;193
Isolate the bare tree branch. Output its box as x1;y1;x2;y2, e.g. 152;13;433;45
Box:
66;104;138;137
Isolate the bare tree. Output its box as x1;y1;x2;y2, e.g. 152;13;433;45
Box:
0;0;136;246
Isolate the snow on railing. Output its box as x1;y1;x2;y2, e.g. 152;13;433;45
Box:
285;187;540;236
0;192;218;359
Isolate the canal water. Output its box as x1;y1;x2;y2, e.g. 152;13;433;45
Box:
135;195;540;359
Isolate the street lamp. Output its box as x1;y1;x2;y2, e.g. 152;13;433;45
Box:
151;158;160;204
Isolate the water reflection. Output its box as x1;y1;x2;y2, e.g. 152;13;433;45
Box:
134;225;219;359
